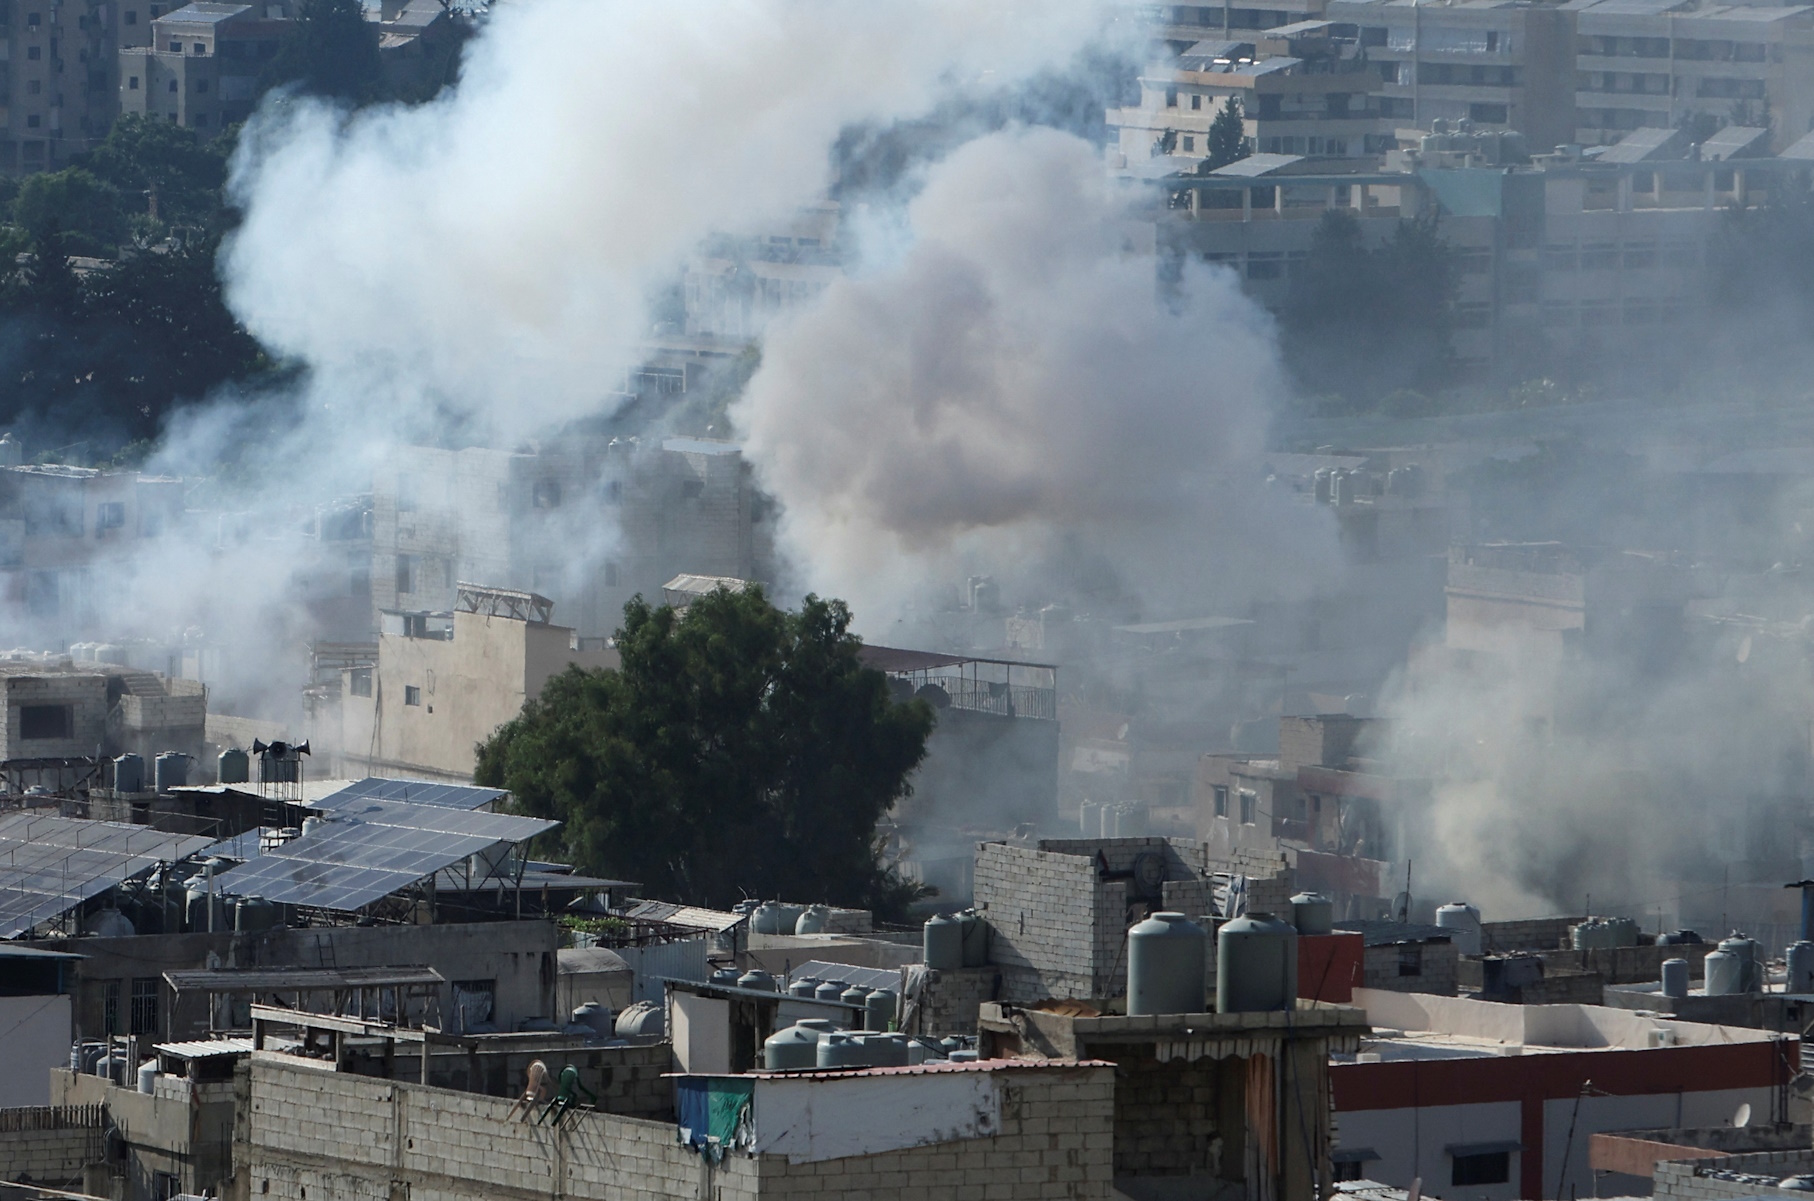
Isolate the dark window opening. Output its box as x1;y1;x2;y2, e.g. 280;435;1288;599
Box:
349;669;372;698
130;977;159;1035
404;685;421;707
1398;945;1424;976
1214;785;1229;818
20;704;73;740
1452;1152;1511;1187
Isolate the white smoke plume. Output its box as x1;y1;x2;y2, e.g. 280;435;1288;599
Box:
735;127;1337;626
222;0;1121;449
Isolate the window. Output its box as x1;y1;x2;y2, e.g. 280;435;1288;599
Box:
26;10;38;24
168;39;179;50
681;478;704;499
1334;1161;1365;1183
167;78;177;91
96;501;124;530
1214;785;1229;818
130;977;159;1035
532;478;561;509
1190;93;1202;110
1397;945;1424;976
1452;1152;1511;1187
20;704;72;740
192;42;204;53
603;561;619;587
1165;87;1178;107
103;980;121;1035
1469;102;1509;124
125;9;137;22
349;669;372;698
24;44;36;58
129;75;139;88
404;685;422;707
1182;135;1195;152
1246;253;1282;281
1238;789;1256;824
395;554;415;595
451;979;494;1029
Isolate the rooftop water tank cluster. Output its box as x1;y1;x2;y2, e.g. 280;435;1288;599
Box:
1435;902;1483;956
922;910;988;971
1704;933;1762;996
1571;916;1640;950
762;1018;956;1070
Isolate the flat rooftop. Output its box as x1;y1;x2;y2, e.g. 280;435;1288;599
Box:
1344;988;1783;1063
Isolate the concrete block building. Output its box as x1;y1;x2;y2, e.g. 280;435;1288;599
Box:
1331;989;1796;1200
324;583;618;781
233;1052;1117;1201
116;2;286;135
973;836;1297;1003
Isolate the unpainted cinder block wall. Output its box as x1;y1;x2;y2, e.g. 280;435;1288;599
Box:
235;1055;1115;1201
0;1105;104;1188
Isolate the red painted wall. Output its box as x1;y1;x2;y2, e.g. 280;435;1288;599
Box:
1300;932;1364;1003
1332;1039;1798;1198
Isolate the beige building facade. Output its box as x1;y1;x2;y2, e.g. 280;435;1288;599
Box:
326;584;617;782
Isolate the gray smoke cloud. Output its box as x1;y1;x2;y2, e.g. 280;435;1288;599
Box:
735;127;1340;628
221;0;1121;449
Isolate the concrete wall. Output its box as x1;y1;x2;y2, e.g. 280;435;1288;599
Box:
911;966;1000;1037
1656;1150;1814;1201
0;995;71;1107
1361;941;1459;996
234;1053;1114;1201
53;1068;237;1201
55;920;557;1041
974;841;1123;1002
0;673;109;759
0;1104;103;1188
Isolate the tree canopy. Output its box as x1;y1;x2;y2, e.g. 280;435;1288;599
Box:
1280;208;1457;408
474;587;935;916
265;0;385;103
1205;97;1248;171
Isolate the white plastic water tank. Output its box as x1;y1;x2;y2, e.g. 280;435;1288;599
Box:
1435;902;1483;957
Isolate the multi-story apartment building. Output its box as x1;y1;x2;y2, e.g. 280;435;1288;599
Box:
1569;0;1814;149
1150;144;1795;374
1109;24;1393;169
0;0;134;171
116;2;286;135
1325;0;1578;154
0;460;186;633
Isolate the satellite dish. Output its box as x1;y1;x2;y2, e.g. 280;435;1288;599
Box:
1734;1102;1753;1128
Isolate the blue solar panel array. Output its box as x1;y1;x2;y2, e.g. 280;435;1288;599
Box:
314;777;507;812
209;791;556;913
0;813;214;938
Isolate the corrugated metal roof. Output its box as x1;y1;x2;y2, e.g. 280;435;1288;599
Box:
1211;153;1306;177
558;947;631;976
152;1038;256;1060
164;965;444;992
623;900;747;932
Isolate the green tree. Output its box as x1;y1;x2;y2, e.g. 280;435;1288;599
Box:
1205;97;1247;171
13;169;127;255
475;588;935;915
1280;209;1456;406
265;0;384;103
88;114;230;229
